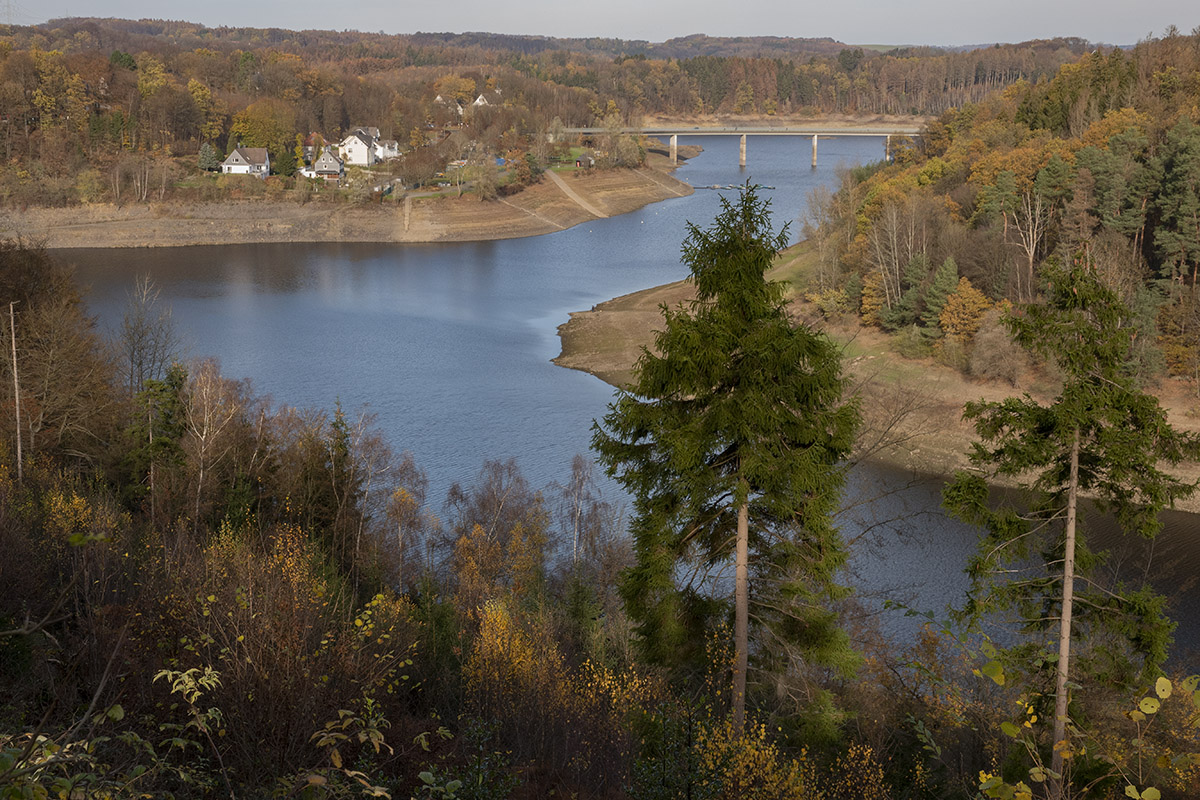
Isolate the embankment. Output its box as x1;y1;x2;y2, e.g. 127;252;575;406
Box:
1;164;692;249
555;265;1200;511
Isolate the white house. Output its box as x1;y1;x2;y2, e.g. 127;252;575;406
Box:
471;89;502;109
434;94;465;117
337;126;401;166
338;130;378;166
221;147;270;178
377;139;400;160
299;147;344;182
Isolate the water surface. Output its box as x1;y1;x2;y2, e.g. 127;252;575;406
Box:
61;135;1200;658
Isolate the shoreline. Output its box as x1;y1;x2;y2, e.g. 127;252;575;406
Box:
1;116;927;249
2;161;694;250
554;255;1200;514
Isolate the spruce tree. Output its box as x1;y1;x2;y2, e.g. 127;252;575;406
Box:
944;255;1199;793
593;184;859;736
882;254;929;331
198;142;220;172
1154;119;1200;286
921;256;958;335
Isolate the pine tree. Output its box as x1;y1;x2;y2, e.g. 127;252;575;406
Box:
593;184;859;736
920;256;958;335
944;255;1199;794
1155;119;1200;286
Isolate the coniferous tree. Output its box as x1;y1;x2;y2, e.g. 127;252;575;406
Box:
944;255;1199;794
197;142;220;172
593;184;859;736
1154;119;1200;286
882;254;929;331
921;256;958;335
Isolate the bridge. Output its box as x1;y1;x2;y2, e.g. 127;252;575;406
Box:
564;124;925;167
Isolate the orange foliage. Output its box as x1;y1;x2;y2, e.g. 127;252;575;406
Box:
968;136;1076;191
940;277;993;343
1081;107;1155;149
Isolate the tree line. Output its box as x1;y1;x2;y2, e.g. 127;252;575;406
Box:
801;26;1200;389
4;22;1200;800
0;16;1114;208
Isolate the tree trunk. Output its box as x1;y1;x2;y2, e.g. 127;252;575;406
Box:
8;302;20;484
1051;430;1080;797
733;496;749;734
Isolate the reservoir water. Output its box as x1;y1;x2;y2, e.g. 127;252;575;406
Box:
60;135;1200;660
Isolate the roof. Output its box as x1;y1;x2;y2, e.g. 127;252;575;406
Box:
223;147;270;167
313;149;344;172
341;131;374;147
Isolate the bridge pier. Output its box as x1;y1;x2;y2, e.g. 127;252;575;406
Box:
885;134;891;162
739;134;746;167
811;134;818;168
670;134;678;165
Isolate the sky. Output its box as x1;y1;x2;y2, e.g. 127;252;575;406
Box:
7;0;1199;48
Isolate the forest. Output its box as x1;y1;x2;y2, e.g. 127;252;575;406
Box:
4;19;1200;800
798;27;1200;390
0;17;1104;206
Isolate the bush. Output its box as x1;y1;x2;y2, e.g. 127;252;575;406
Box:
629;710;812;800
805;288;851;319
970;310;1027;385
74;168;107;203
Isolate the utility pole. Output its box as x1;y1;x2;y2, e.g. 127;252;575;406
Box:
8;301;21;483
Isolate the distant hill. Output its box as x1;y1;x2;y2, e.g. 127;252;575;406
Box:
39;18;851;59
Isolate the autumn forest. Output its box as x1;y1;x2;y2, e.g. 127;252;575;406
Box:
3;16;1200;800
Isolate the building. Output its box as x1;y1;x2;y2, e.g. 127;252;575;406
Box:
336;126;401;167
221;147;271;178
299;147;345;182
338;130;379;166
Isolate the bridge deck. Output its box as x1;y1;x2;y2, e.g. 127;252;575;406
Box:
565;125;923;137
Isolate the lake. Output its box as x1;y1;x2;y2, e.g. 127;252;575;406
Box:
60;134;1200;659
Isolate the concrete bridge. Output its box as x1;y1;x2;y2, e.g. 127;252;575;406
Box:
564;124;925;167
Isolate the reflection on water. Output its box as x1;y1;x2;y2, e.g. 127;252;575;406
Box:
60;135;1200;660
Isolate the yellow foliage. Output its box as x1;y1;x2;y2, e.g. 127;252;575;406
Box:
917;157;950;187
1081;108;1154;149
857;167;922;225
694;721;810;800
860;271;887;328
969;138;1076;192
826;743;891;800
453;523;503;613
940;277;993;343
453;521;546;615
463;599;562;714
44;488;121;543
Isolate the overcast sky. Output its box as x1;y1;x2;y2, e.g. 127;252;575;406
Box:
8;0;1198;48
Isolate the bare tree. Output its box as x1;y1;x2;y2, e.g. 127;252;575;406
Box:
183;359;243;529
1008;191;1052;302
867;201;929;309
120;275;180;397
19;296;117;463
385;451;431;590
801;185;841;293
